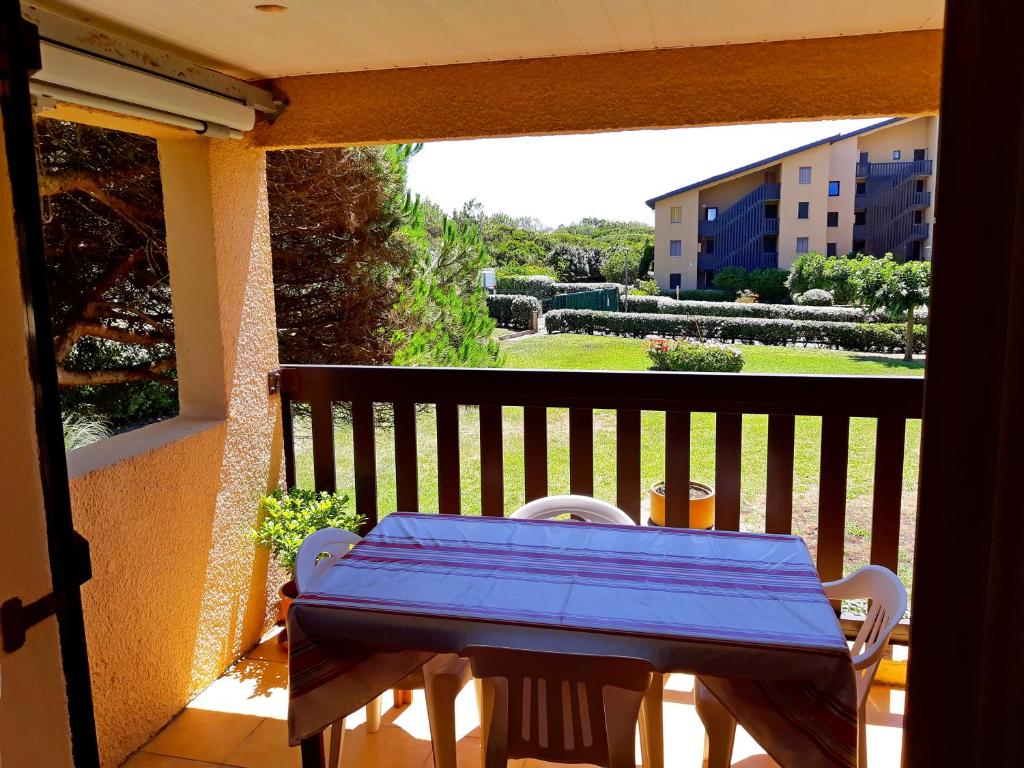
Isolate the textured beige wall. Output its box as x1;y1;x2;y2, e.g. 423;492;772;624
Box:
778;144;830;269
653;188;699;291
0;104;76;768
250;30;942;149
828;140;859;256
66;138;283;767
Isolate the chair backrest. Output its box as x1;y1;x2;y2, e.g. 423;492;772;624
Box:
468;645;652;768
294;527;362;594
511;495;634;526
822;565;908;704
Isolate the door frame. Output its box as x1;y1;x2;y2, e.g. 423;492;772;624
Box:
0;6;100;766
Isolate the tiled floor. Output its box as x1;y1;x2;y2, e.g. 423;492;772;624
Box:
123;630;907;768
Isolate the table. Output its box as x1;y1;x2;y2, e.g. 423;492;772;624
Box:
288;512;857;767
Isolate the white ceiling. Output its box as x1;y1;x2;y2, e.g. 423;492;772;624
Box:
33;0;945;81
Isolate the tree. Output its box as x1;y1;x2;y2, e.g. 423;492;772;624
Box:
267;144;422;365
861;258;931;360
600;246;641;285
546;243;599;282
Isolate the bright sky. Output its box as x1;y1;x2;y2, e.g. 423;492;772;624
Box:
407;118;891;228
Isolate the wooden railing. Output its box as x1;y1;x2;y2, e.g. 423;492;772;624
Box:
276;365;923;596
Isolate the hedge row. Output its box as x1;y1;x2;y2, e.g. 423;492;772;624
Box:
486;294;541;330
663;289;733;302
496;275;624;300
545;309;927;354
621;295;868;323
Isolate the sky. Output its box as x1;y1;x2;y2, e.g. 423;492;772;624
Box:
407;118;890;229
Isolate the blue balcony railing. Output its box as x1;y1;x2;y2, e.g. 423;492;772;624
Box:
911;222;930;239
853;223;867;241
855;160;933;177
911;191;932;208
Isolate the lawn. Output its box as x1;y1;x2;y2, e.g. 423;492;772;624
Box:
293;334;923;584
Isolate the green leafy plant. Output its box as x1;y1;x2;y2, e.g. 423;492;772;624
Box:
632;278;660;296
62;412;111;451
486;294;542;330
860;259;931;360
712;266;749;295
644;338;744;372
251;488;363;575
495;263;556;279
796;289;835;306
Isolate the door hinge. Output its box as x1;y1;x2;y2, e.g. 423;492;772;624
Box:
2;530;91;653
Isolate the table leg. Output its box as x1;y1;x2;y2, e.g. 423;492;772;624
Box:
300;733;325;768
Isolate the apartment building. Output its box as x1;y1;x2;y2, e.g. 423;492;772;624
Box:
647;117;939;291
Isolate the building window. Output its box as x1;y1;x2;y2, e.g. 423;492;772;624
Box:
796;237;810;254
828;180;840;197
669;239;682;258
892;149;902;160
913;148;926;161
670;206;682;223
826;243;837;257
856;180;867;194
706;206;718;222
798;166;812;184
797;201;810;219
916;179;926;193
854;210;866;225
827;211;839;227
859;151;869;164
669;273;682;289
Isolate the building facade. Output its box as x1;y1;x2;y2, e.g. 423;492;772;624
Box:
647;117;939;291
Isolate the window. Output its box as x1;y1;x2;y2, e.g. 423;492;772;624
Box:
892;149;902;160
828;180;840;197
669;273;682;289
706;206;718;222
914;210;924;225
859;151;869;164
827;211;839;227
796;237;810;254
826;242;837;257
669;239;682;258
798;166;812;184
670;206;682;223
797;201;810;219
915;179;926;193
913;148;926;161
856;181;867;195
854;210;867;225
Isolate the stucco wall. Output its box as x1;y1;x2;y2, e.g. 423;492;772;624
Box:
0;104;76;768
778;144;831;269
828;140;859;256
65;138;283;767
653;188;699;291
250;30;942;149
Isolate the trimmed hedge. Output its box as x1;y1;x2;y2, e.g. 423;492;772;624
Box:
662;288;732;302
486;294;541;330
496;275;625;301
623;295;867;322
545;309;927;354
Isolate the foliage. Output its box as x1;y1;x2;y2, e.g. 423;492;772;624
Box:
545;243;600;282
486;294;541;331
497;275;558;300
746;269;791;303
495;263;557;279
656;298;865;322
632;279;660;296
859;259;931;360
786;252;907;306
645;338;744;372
251;488;363;574
712;266;749;296
545;309;927;354
735;289;759;304
796;289;835;306
637;241;655;279
392;216;502;367
62;412;112;451
269;144;422;366
600;247;642;285
669;289;733;302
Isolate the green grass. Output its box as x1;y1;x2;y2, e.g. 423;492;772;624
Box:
294;335;923;584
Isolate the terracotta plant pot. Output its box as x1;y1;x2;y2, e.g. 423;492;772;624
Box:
276;579;298;649
649;481;715;529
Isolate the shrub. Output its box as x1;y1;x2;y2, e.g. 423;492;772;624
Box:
712;266;749;295
600;246;642;284
546;243;600;282
747;268;790;303
497;275;556;299
632;278;660;296
495;262;556;279
545;309;927;353
554;282;623;295
656;298;864;322
645;338;744;372
796;289;835;306
251;488;364;574
666;289;733;302
486;294;541;330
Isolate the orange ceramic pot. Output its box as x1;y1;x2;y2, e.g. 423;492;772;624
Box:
276;579;298;648
649;481;715;529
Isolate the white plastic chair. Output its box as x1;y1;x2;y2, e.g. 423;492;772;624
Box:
695;565;908;768
509;496;664;768
294;528;471;768
511;494;635;525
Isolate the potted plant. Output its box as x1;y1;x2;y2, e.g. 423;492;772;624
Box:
649;481;715;529
251;488;363;646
